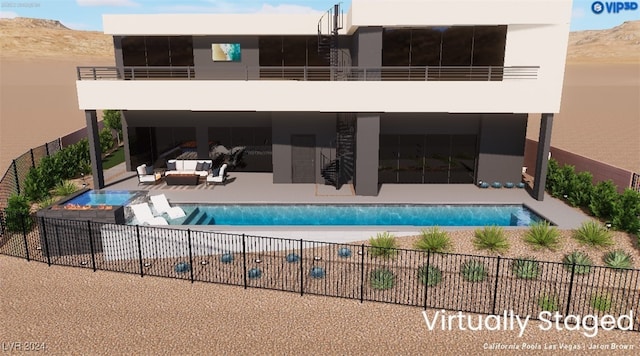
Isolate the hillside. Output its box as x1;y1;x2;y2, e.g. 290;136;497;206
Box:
0;17;113;59
566;20;640;63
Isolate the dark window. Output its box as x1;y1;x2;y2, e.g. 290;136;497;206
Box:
282;37;307;66
259;36;283;66
169;37;194;66
122;36;147;66
382;29;411;66
307;37;329;66
410;29;442;66
145;37;170;66
472;26;507;66
441;26;473;66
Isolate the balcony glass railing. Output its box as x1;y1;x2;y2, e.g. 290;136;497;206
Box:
77;65;539;81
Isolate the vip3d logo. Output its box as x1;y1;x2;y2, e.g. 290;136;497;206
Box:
591;1;638;14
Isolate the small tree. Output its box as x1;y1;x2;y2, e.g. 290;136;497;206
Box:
99;127;115;154
102;109;122;145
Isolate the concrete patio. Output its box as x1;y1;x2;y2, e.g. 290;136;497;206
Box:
98;163;592;243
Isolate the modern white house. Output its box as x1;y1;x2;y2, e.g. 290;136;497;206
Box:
75;0;573;200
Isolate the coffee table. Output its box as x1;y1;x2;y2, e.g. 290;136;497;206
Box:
165;173;199;186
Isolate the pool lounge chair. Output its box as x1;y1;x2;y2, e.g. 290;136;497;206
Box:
150;194;186;219
130;203;169;225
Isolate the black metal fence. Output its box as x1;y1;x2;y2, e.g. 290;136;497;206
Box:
0;139;62;208
1;213;638;332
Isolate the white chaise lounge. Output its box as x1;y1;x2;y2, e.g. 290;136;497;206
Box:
150;194;186;219
130;203;169;225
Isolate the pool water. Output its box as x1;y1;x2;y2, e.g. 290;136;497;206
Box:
166;204;546;226
64;190;136;206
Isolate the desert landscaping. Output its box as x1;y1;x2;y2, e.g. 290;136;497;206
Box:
1;17;639;354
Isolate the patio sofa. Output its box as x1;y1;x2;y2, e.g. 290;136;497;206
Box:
165;159;213;177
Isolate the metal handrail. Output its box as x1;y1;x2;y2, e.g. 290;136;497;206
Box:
76;65;540;81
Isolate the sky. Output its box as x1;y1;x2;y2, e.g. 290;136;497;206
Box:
0;0;637;32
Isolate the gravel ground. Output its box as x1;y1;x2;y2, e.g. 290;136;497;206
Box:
2;227;639;355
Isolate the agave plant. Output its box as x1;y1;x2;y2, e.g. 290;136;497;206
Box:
603;250;633;269
563;251;593;275
591;293;613;312
473;226;509;254
512;257;540;279
523;221;561;251
538;294;560;312
370;268;395;290
418;264;443;287
461;259;488;282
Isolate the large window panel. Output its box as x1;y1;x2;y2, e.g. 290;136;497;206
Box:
397;135;424;183
472;26;507;66
441;27;473;66
259;37;283;66
424;135;451;183
282;37;307;66
378;135;398;184
382;29;411;66
410;29;442;66
449;135;477;183
169;37;194;66
122;36;147;66
307;37;330;66
145;37;170;66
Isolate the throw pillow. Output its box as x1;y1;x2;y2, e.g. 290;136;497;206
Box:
145;165;154;175
167;161;176;170
196;162;205;171
202;162;211;171
212;168;220;177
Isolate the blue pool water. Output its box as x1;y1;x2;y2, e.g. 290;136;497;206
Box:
167;204;546;226
65;190;136;206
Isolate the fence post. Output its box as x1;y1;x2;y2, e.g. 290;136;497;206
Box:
40;217;51;266
423;251;431;310
136;225;144;277
360;244;365;303
30;149;35;168
299;238;304;296
187;229;194;283
242;234;247;289
12;160;20;195
21;213;30;262
492;256;501;315
86;221;97;272
45;142;50;156
565;262;577;316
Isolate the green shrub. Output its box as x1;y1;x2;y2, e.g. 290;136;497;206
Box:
418;265;443;287
369;232;398;259
53;180;78;197
545;158;563;197
103;110;123;141
591;293;612;312
4;194;33;232
563;251;593;275
461;259;488;282
99;127;114;154
473;226;509;254
370;269;394;290
538;294;560;312
523;221;561;251
566;171;593;207
612;189;640;234
38;196;57;209
512;257;540;279
603;250;633;269
572;220;614;248
589;180;618;220
414;227;451;252
23;166;50;202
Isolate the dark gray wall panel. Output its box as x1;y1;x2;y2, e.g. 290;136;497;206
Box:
272;112;336;184
124;110;271;127
380;113;481;134
352;27;382;67
476;114;528;184
193;36;259;79
113;36;123;70
355;114;380;196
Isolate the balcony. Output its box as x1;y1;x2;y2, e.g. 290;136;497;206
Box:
77;65;539;82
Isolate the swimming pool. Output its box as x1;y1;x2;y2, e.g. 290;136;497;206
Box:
164;204;546;226
64;190;137;206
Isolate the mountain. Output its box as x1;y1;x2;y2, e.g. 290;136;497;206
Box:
0;17;113;59
567;20;639;63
